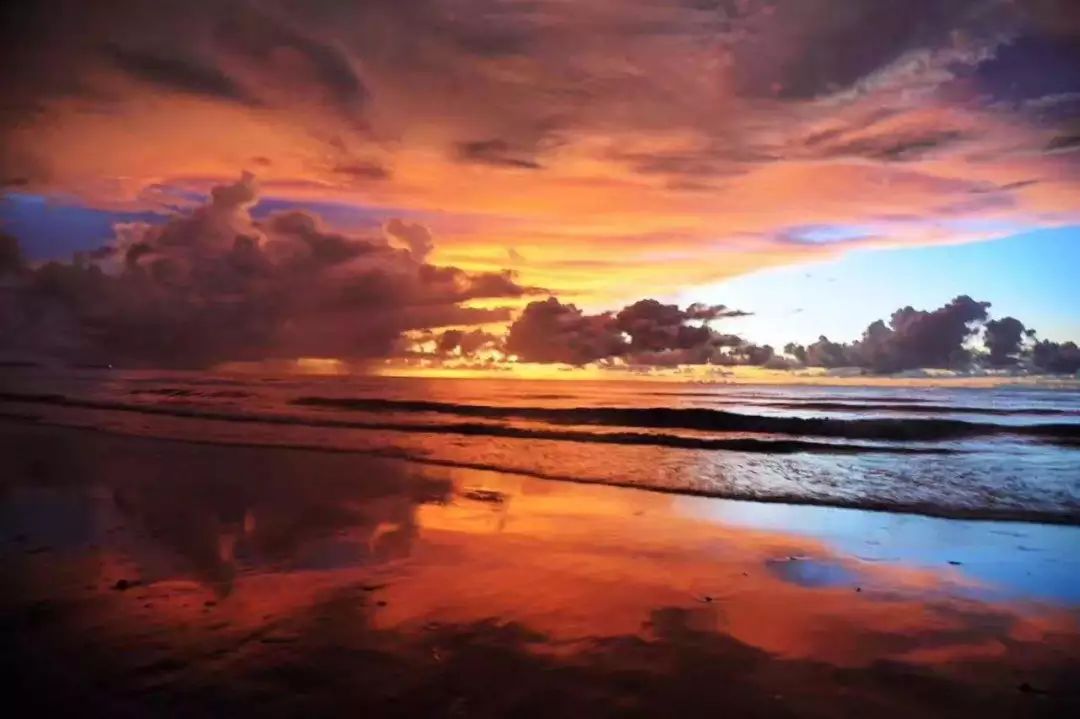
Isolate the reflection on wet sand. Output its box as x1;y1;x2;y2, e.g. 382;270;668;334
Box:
2;421;1078;717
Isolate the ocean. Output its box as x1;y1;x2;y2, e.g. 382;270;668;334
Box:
2;369;1078;524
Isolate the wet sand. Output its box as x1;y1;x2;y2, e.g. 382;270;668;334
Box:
2;419;1078;717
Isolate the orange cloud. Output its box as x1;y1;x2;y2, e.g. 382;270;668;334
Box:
1;0;1078;315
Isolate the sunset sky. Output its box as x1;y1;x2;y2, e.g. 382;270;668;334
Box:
1;0;1078;371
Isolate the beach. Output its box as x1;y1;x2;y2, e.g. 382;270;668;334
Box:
5;1;1080;714
3;370;1079;523
3;418;1078;717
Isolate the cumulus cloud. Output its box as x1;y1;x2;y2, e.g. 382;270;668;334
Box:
782;296;991;373
984;316;1034;367
776;296;1078;375
861;296;991;372
455;290;1080;374
616;300;710;353
504;297;753;366
435;328;500;356
505;298;627;365
7;203;1079;375
0;174;530;367
1032;340;1080;374
497;292;1074;375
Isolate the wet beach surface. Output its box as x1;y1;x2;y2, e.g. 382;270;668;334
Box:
2;420;1079;718
4;370;1080;525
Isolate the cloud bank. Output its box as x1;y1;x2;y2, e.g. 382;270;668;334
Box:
782;298;1079;375
3;184;1077;376
0;175;531;367
434;294;1079;375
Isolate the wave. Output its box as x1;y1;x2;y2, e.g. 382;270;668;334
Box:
7;414;1079;526
641;390;939;404
292;396;1080;442
761;400;1078;416
643;393;1077;416
0;391;954;455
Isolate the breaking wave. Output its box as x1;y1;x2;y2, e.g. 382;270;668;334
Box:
292;396;1080;442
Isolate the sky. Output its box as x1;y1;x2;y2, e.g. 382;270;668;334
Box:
1;0;1078;373
686;226;1080;348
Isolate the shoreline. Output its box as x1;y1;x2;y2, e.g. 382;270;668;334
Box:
3;414;1079;527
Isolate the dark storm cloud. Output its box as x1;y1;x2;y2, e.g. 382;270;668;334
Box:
0;174;530;367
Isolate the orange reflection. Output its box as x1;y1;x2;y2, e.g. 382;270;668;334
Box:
4;421;1078;714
